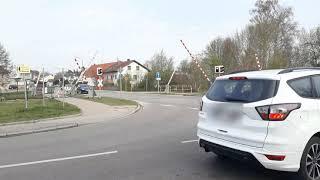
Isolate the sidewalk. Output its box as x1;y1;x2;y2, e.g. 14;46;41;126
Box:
0;97;140;137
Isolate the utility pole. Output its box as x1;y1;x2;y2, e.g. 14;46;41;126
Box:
119;68;122;92
42;67;45;106
117;58;122;92
62;68;65;108
145;75;148;92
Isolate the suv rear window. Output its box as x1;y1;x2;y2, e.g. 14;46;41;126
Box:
206;79;278;103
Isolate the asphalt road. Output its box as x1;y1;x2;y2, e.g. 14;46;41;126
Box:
0;92;299;180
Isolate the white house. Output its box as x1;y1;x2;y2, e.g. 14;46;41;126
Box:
85;59;150;87
105;59;150;86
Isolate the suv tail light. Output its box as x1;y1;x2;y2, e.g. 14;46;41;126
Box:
256;103;301;121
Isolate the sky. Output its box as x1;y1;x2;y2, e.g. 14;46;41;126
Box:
0;0;319;73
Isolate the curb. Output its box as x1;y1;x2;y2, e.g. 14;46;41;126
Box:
119;103;143;118
0;113;82;127
0;123;79;138
0;101;143;138
76;103;143;126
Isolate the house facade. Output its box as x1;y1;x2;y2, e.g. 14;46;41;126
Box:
84;59;150;88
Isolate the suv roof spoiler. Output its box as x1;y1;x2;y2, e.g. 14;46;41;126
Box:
278;67;320;74
228;69;257;75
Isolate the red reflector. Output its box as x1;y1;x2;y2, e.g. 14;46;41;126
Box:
265;155;286;161
269;113;286;121
229;77;247;80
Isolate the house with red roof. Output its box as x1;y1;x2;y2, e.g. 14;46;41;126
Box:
84;59;150;88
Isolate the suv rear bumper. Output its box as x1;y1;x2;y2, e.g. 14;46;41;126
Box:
198;131;301;172
199;139;262;166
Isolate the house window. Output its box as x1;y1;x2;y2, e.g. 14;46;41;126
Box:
136;66;139;71
128;66;131;70
133;75;137;80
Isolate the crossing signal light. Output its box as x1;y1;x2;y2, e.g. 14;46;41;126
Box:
220;66;225;73
215;65;225;74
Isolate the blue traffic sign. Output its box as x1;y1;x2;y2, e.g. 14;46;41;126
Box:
156;72;160;79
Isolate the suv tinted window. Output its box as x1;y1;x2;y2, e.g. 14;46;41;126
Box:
206;79;278;103
288;77;313;98
312;75;320;97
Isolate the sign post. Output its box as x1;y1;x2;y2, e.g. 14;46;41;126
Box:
156;72;161;93
18;65;31;109
24;74;28;109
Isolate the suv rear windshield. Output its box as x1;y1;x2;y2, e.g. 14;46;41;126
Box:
206;79;278;103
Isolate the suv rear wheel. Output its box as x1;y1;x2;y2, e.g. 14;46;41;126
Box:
299;137;320;180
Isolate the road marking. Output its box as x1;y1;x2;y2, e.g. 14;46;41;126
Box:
181;139;198;144
189;107;199;110
160;104;175;107
0;150;118;169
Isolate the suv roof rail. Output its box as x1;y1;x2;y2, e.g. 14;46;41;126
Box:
278;67;320;74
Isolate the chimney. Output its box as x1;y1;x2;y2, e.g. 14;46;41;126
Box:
127;59;130;62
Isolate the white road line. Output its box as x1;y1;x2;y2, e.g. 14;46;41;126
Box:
189;107;199;110
181;140;198;144
160;104;175;107
0;150;118;169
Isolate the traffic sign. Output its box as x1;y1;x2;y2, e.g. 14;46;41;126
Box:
156;72;161;81
18;65;31;74
97;67;103;76
97;78;103;88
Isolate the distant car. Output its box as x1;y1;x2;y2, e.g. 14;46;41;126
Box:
8;85;18;90
77;84;89;94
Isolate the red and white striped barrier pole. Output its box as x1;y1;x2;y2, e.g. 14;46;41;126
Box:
74;57;82;72
255;53;262;70
180;40;211;82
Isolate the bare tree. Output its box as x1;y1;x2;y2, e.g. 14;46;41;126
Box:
249;0;297;68
304;27;320;66
0;43;12;87
291;26;320;67
144;50;174;89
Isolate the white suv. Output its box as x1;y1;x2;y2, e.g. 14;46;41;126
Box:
197;68;320;180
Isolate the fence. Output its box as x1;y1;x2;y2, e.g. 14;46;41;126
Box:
159;85;193;93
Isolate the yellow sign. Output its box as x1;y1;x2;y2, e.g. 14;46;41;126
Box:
18;65;31;74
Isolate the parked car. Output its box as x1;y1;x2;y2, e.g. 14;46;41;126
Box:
8;85;18;90
197;67;320;180
77;84;89;94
